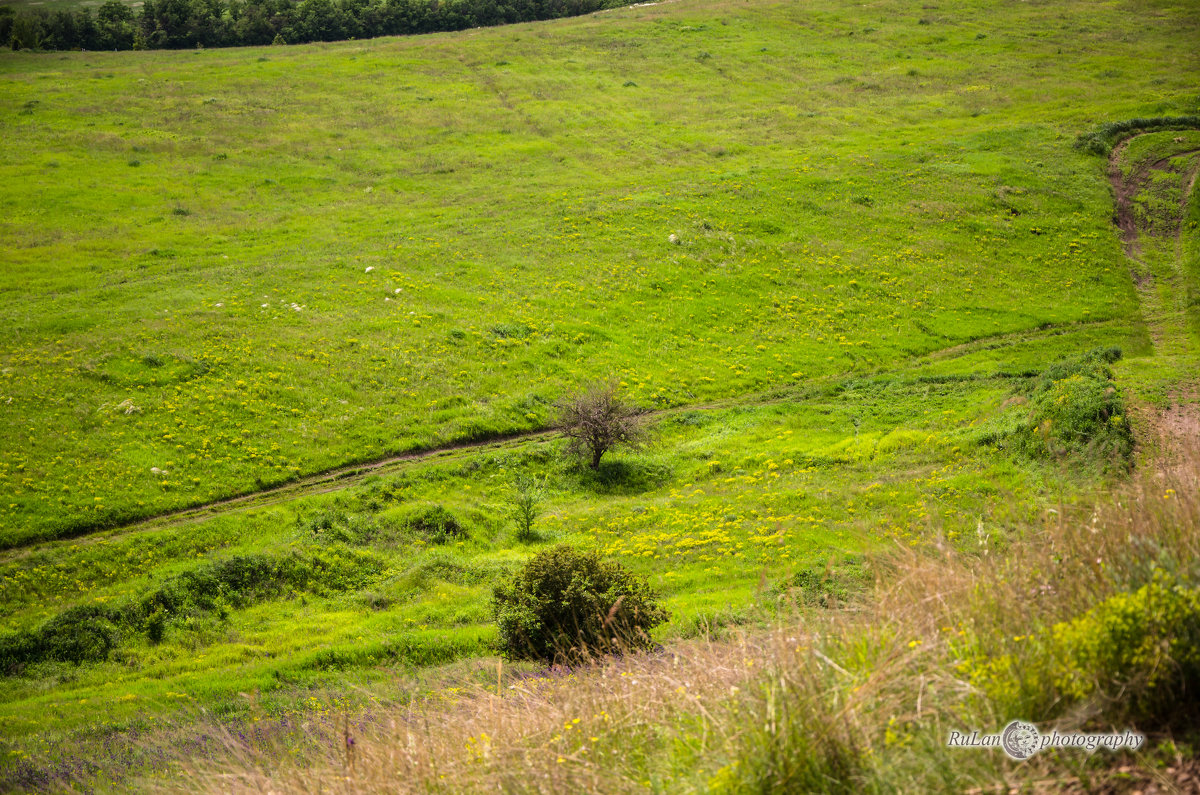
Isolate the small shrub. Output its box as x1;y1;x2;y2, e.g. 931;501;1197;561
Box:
978;347;1132;467
507;475;544;542
39;605;120;664
1050;572;1200;726
492;545;667;663
146;611;166;644
0;631;41;675
400;503;467;543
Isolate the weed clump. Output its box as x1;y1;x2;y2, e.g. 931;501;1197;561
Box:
492;545;667;663
301;509;388;545
1021;347;1131;462
978;347;1132;467
773;557;867;608
399;503;467;543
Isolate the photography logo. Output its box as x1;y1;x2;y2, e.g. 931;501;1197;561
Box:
1000;721;1039;760
948;721;1144;760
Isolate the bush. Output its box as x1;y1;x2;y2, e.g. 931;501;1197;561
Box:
1050;572;1200;726
978;347;1132;467
39;604;120;664
492;545;667;663
146;611;166;644
399;503;467;543
507;475;544;542
0;631;42;675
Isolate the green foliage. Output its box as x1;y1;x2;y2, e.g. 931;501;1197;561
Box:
31;604;119;665
1074;116;1200;156
980;347;1133;467
1050;572;1200;726
398;503;467;543
492;545;667;663
3;0;634;51
146;610;165;644
0;547;386;673
507;475;544;543
0;604;120;673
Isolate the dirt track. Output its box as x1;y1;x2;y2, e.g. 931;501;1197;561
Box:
1109;131;1200;468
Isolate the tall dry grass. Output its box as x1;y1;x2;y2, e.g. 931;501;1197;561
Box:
152;447;1200;794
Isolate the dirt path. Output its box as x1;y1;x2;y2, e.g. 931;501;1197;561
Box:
1108;141;1200;261
1109;131;1200;466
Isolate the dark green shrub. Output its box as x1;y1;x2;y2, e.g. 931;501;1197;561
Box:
0;631;41;675
400;503;467;543
39;605;119;664
977;348;1132;467
492;545;667;663
146;611;166;644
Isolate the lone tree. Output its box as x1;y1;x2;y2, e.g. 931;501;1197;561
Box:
557;380;644;469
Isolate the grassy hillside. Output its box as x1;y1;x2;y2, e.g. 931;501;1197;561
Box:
6;0;1197;548
1;0;1199;789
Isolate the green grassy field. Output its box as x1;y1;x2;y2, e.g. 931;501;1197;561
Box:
1;0;1199;788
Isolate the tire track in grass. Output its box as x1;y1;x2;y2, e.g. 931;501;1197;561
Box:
1111;129;1200;466
1108;134;1200;353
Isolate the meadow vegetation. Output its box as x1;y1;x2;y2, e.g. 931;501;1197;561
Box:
161;453;1200;793
1;0;1199;789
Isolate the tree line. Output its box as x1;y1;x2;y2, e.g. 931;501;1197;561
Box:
1;0;621;51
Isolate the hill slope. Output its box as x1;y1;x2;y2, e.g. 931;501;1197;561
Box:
1;0;1199;789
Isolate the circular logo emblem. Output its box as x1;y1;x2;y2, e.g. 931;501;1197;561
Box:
1002;720;1040;760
